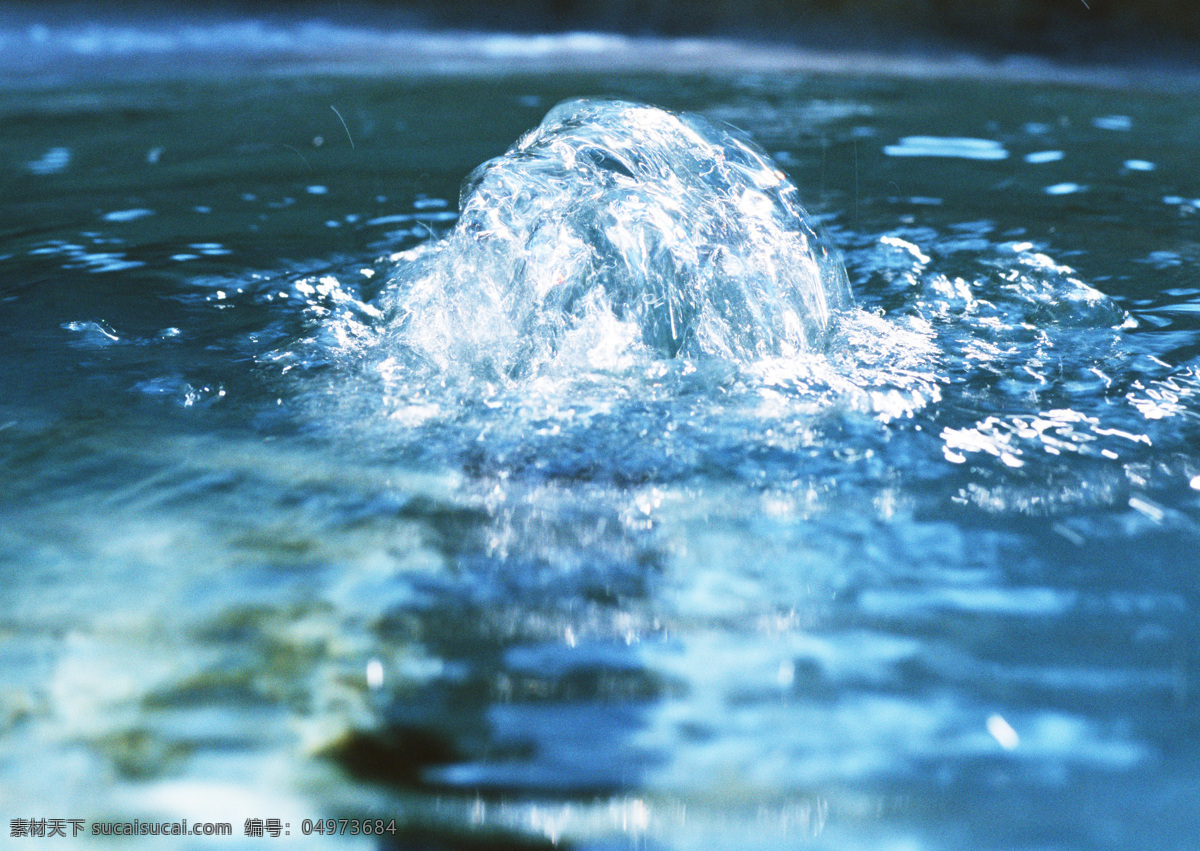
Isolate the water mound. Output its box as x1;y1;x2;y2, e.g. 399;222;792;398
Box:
378;98;851;379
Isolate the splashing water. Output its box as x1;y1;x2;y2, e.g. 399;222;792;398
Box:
375;99;851;381
284;98;1134;475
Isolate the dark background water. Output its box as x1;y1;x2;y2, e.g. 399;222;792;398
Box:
5;0;1200;63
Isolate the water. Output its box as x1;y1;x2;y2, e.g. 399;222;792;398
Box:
3;22;1200;850
378;98;849;370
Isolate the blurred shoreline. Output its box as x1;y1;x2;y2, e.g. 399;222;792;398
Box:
1;1;1198;90
5;0;1199;57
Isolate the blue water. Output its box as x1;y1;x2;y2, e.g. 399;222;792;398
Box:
2;21;1199;850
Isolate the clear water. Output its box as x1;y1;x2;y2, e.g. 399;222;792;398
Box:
2;24;1200;850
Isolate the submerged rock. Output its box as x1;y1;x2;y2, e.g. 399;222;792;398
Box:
380;98;850;379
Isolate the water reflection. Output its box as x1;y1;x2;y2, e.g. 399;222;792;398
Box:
883;136;1008;160
26;145;70;174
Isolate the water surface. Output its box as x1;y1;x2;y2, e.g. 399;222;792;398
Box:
2;23;1199;850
